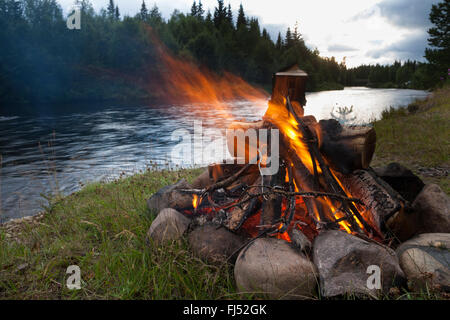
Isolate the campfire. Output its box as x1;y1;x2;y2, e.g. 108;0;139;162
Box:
146;65;418;298
168;65;403;244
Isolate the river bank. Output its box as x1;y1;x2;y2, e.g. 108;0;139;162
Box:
372;84;449;193
0;86;448;299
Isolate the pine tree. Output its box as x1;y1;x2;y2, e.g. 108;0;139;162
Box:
140;0;148;20
236;4;247;30
190;1;197;16
149;4;162;25
205;9;212;24
197;0;204;18
213;0;226;28
107;0;115;19
249;18;260;36
285;27;292;48
262;28;270;41
424;0;450;73
276;32;283;50
226;4;233;27
115;5;120;20
293;22;301;43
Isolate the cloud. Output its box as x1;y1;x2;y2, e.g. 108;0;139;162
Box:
377;0;438;29
350;0;440;29
327;44;358;52
366;31;428;61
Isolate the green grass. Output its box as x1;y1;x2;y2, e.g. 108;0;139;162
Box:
372;85;450;193
0;167;246;299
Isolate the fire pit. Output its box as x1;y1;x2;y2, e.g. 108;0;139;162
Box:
146;65;450;298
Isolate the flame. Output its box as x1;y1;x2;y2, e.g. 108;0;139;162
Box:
276;223;292;242
330;169;374;231
265;101;321;175
192;194;199;209
147;27;268;120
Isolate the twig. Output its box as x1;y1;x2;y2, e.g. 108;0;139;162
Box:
201;163;253;199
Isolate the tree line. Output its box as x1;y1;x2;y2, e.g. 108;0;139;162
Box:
0;0;447;105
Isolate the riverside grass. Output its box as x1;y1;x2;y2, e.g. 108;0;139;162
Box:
0;168;243;299
1;86;449;300
372;85;449;193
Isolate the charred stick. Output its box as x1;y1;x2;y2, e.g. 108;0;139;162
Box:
221;186;364;210
286;164;296;226
260;162;284;228
202;162;254;198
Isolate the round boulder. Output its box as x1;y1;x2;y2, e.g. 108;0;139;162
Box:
412;184;450;234
188;224;247;264
146;208;191;246
146;179;192;214
313;230;405;298
234;238;318;299
396;233;450;292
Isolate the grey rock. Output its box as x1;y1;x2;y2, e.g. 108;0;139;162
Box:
373;162;424;203
234;238;318;299
412;184;450;233
146;208;191;246
313;230;405;298
190;169;213;189
146;179;192;214
188;224;247;263
396;233;450;292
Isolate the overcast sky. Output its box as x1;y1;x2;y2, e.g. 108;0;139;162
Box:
57;0;439;67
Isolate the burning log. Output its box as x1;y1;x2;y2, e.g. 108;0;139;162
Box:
259;165;284;230
339;169;405;232
224;176;262;231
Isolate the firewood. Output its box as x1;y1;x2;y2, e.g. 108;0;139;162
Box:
208;163;258;182
318;120;376;173
259;165;284;229
225;176;262;231
339;169;405;232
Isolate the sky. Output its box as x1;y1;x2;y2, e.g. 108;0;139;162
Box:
57;0;440;67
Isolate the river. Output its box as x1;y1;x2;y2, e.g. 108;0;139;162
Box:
0;87;430;222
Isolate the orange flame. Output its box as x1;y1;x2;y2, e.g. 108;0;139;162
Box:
147;27;268;120
276;223;292;242
192;194;199;209
265;101;321;175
